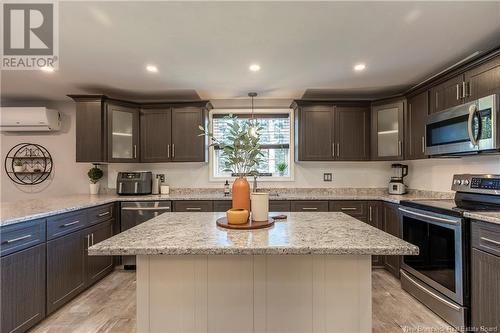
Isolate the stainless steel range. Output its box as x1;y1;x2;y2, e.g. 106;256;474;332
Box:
399;174;500;331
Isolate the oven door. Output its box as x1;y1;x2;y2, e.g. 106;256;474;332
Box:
399;206;465;305
426;94;497;156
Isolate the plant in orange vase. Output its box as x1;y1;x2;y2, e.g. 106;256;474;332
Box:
199;115;263;211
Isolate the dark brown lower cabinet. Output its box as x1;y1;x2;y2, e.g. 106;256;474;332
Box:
47;230;86;314
367;202;384;268
1;244;46;333
471;249;500;328
85;220;114;287
382;203;401;278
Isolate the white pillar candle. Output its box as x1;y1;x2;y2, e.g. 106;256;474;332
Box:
250;193;269;222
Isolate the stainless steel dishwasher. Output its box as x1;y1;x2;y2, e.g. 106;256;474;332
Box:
120;201;171;269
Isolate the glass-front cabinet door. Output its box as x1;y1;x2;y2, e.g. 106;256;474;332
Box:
107;103;140;162
371;100;405;160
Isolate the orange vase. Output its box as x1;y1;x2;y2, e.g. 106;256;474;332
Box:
232;177;250;211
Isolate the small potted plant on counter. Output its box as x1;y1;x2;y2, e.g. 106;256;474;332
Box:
276;161;287;176
88;165;103;195
13;159;25;173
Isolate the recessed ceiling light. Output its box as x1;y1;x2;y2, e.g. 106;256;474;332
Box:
249;64;261;72
354;63;366;71
40;66;55;72
146;65;158;73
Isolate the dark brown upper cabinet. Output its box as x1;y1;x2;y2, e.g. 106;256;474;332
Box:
69;95;211;163
429;74;465;114
106;103;140;163
295;104;335;161
171;107;207;162
465;55;500;101
371;98;405;161
140;108;172;162
292;101;370;161
335;106;370;160
405;91;428;160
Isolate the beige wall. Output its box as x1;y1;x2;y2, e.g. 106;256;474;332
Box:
1;101;96;202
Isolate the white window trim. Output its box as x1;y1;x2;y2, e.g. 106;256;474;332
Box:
208;108;295;183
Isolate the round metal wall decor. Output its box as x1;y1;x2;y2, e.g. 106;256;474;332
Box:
4;143;53;185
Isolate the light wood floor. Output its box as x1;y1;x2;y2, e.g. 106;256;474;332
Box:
30;269;455;333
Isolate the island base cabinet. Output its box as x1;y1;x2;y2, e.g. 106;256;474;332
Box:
137;255;372;333
1;244;46;333
382;203;401;278
85;220;114;287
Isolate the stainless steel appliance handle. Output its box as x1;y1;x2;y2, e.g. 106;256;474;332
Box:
62;220;80;227
481;237;500;246
398;207;459;225
121;207;171;211
186;207;202;211
302;207;318;211
4;234;32;244
400;271;461;311
467;104;479;146
98;211;110;217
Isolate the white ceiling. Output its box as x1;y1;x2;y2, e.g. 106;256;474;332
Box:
2;1;500;103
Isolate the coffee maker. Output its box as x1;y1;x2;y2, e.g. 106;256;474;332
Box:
388;164;408;195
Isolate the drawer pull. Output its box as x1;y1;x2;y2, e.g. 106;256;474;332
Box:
302;207;318;211
98;211;110;217
186;207;202;211
481;237;500;247
340;207;357;211
62;220;80;227
4;234;32;244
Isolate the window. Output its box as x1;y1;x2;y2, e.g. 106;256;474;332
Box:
210;110;293;180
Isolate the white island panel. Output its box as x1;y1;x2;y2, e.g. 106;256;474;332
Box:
137;254;371;333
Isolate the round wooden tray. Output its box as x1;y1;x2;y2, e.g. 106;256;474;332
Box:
216;216;275;230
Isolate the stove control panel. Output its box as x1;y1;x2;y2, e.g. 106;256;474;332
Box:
452;174;500;194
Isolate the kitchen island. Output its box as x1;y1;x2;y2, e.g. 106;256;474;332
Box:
89;212;418;333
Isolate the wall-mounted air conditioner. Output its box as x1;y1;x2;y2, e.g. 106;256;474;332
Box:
0;107;61;132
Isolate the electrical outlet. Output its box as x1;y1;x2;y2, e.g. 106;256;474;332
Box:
323;173;332;182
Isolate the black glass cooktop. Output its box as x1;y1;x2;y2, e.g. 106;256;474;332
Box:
400;200;465;218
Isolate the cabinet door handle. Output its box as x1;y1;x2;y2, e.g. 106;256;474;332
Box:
369;206;373;222
98;211;110;217
337;143;340;157
302;207;318;211
462;82;467;99
422;136;425;154
398;141;402;156
172;144;175;158
91;233;94;246
332;142;335;157
480;237;500;247
4;234;32;244
62;220;80;227
341;207;357;211
133;145;137;159
456;84;461;100
186;207;202;211
86;234;90;249
167;144;170;158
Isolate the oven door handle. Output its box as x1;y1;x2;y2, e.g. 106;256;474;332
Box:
398;207;459;225
467;104;480;146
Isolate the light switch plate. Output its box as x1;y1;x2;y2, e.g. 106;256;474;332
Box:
323;173;332;182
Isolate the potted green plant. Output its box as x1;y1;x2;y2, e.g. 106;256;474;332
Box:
13;159;24;173
276;161;287;176
87;165;103;195
200;115;263;212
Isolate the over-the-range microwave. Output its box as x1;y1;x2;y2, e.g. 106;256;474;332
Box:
425;94;499;156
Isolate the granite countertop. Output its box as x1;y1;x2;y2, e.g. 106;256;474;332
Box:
464;211;500;225
88;212;419;256
0;188;453;227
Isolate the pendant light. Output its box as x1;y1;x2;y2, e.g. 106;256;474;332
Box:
248;92;258;137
